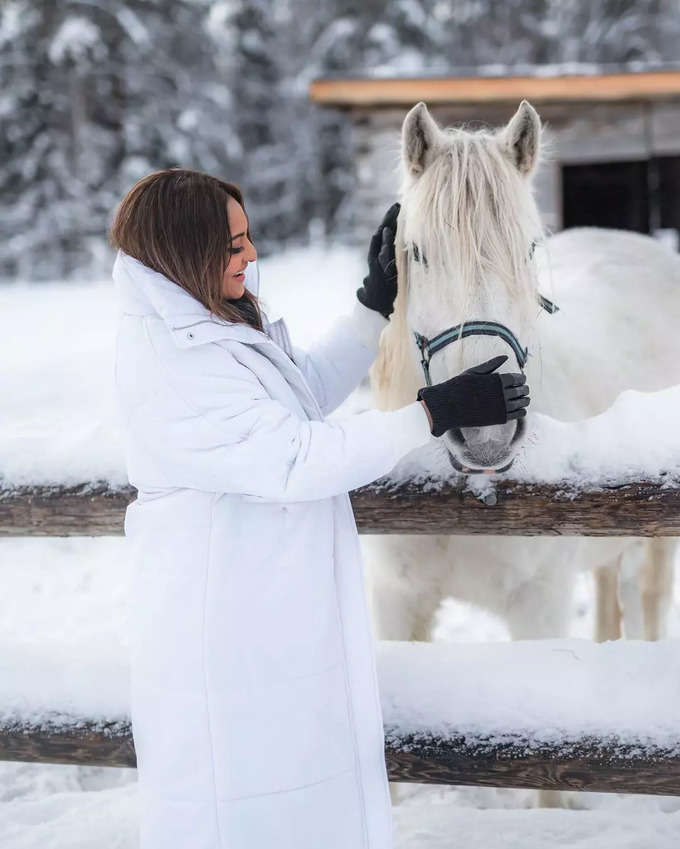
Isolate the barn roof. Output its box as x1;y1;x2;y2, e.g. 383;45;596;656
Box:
309;64;680;107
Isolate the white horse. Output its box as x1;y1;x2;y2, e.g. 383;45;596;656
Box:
362;101;679;804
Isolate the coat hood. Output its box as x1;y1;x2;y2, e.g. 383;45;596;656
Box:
112;250;290;353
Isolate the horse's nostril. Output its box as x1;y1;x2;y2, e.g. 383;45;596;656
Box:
449;427;466;445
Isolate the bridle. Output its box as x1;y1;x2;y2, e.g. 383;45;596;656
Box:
408;239;559;475
414;293;558;386
410;240;559;387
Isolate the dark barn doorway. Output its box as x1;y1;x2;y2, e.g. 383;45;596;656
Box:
562;156;680;249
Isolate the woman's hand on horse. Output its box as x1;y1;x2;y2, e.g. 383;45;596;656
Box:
462;356;531;420
416;355;531;436
356;202;400;319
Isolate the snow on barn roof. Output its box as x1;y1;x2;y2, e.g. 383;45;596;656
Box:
309;62;680;106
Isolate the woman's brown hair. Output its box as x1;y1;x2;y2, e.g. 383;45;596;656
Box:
109;168;263;329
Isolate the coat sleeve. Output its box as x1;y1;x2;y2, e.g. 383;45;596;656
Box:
290;300;389;415
139;344;432;503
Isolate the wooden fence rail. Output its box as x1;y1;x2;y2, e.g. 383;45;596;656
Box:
2;478;680;536
3;481;679;797
1;716;678;796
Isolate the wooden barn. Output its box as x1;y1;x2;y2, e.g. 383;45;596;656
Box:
309;66;680;248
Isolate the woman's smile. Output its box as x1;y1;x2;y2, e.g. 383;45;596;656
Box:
221;196;257;297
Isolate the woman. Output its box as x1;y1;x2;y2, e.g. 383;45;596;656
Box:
111;168;529;849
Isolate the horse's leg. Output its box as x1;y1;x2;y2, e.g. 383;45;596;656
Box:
504;562;575;642
641;538;676;641
441;538;580;637
362;534;445;641
455;546;578;811
594;563;622;642
443;537;578;810
378;563;442;808
504;564;575;810
617;540;647;640
617;537;675;641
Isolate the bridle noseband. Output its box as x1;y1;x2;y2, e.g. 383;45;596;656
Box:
408;239;559;475
413;294;558;386
410;240;558;386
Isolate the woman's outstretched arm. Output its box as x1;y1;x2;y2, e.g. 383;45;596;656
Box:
119;340;431;503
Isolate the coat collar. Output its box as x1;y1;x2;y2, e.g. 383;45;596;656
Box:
112;250;273;349
112;251;320;416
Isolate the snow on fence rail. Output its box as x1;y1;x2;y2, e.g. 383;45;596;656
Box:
1;478;680;536
2;640;679;795
2;716;678;795
2;386;679;535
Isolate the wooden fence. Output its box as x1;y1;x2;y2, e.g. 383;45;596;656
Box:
2;475;679;796
2;713;678;796
2;476;680;536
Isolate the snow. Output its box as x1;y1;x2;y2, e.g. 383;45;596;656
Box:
513;389;680;485
389;387;680;490
2;537;677;750
2;245;680;846
48;18;101;65
3;537;678;748
362;59;680;80
1;534;679;846
0;246;361;490
1;244;678;492
0;537;131;728
1;784;679;849
393;806;680;849
0;280;127;489
1;780;679;849
380;639;680;751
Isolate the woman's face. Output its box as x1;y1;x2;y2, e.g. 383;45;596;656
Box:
221;196;257;298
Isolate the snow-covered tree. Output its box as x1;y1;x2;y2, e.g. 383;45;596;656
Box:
0;0;242;279
1;0;680;280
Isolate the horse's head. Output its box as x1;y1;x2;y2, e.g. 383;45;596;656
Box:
398;100;544;473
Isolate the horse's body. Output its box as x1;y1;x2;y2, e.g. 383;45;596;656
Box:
367;224;679;636
363;104;679;802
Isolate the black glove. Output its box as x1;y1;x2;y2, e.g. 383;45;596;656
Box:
356;202;400;319
416;356;530;437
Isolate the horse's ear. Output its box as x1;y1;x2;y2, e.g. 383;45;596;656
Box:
402;102;441;178
501;100;541;176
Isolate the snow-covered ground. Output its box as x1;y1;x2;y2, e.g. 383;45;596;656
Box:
1;246;679;847
1;535;679;848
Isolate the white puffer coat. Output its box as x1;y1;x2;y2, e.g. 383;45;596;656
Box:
112;251;432;849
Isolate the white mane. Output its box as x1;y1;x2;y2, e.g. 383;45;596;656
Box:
399;126;545;329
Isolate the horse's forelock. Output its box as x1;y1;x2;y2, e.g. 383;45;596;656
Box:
399;127;543;326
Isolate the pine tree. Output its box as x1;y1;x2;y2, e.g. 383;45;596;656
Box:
1;0;680;280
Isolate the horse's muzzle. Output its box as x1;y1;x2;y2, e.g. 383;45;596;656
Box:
446;417;526;473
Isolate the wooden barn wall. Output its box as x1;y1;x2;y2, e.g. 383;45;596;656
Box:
347;100;680;242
